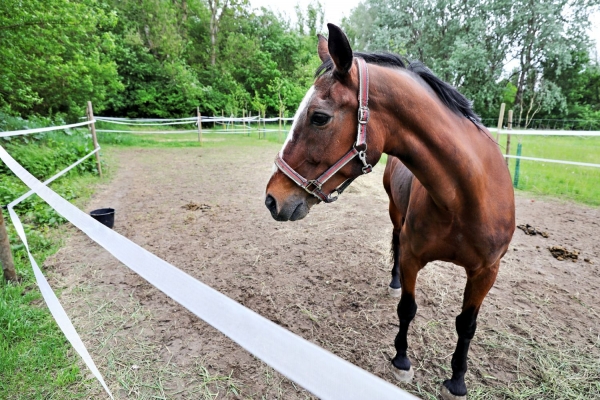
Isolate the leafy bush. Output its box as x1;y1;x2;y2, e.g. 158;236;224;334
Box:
1;114;98;226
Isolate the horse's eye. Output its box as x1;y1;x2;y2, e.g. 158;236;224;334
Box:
311;112;331;126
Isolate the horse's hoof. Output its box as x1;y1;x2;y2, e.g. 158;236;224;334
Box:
390;364;413;383
440;385;466;400
388;286;402;297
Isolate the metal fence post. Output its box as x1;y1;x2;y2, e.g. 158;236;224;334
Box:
513;141;522;188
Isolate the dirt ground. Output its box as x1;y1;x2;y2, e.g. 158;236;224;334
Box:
45;143;600;399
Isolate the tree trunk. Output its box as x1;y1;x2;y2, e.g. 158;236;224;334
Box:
208;0;229;66
210;8;217;65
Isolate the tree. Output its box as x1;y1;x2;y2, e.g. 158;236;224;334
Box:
0;0;122;119
509;0;594;125
342;0;598;120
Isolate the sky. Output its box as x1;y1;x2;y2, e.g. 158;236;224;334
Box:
250;0;360;28
250;1;600;61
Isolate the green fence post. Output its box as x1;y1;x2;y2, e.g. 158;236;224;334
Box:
513;142;522;188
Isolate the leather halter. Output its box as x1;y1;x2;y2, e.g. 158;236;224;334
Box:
274;58;372;203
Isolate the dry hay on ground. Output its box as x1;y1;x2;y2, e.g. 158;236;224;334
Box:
46;145;600;399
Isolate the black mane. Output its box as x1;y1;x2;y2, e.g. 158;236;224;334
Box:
316;52;481;124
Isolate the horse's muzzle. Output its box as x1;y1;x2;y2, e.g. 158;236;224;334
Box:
265;194;310;221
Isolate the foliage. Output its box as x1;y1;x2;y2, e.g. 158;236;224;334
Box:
0;114;98;225
342;0;600;122
0;0;122;119
1;0;599;125
99;0;320;118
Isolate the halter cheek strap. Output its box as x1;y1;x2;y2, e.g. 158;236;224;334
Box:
274;57;372;203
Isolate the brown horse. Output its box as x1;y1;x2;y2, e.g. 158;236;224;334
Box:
264;24;515;400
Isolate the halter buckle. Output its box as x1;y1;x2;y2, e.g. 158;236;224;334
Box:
358;106;370;124
304;180;322;194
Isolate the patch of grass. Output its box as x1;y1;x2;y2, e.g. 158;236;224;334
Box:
0;180;98;399
499;133;600;206
1;128;104;398
471;329;600;399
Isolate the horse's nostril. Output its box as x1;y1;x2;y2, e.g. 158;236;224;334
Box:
265;194;277;213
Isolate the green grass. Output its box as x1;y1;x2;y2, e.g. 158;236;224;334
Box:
1;129;104;398
96;119;292;148
0;176;100;399
498;133;600;205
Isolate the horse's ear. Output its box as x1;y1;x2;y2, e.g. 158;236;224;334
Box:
317;34;330;63
327;23;353;75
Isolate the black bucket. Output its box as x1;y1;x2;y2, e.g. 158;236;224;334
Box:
90;208;115;229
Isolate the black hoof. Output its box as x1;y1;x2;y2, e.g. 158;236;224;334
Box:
442;379;467;398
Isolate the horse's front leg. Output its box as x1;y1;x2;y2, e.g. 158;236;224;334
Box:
441;261;499;400
390;254;423;383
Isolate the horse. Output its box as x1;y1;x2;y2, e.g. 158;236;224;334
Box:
264;23;515;400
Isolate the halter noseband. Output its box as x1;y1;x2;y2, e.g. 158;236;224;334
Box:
274;58;372;203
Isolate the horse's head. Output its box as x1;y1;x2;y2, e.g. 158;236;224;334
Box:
265;24;383;221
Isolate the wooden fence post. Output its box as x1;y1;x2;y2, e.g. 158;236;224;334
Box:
0;209;17;283
505;110;513;166
496;102;506;143
243;109;246;135
279;109;282;143
197;107;202;145
86;101;103;178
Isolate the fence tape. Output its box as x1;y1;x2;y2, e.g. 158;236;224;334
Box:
0;145;418;400
95;116;295;124
96;129;198;134
10;148;100;206
96;119;197;126
95;116;197;122
0;120;95;138
486;127;600;136
97;129;283;135
504;154;600;168
5;146;113;399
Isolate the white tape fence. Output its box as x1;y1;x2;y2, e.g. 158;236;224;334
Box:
0;120;95;138
1;129;418;399
1;118;597;169
486;127;600;137
5;147;114;398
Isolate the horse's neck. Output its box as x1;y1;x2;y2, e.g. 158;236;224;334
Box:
373;68;492;212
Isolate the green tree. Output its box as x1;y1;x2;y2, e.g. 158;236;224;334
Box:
342;0;598;120
0;0;122;119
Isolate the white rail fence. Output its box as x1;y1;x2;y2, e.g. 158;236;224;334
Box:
0;121;418;400
92;117;600;169
94;115;293;135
